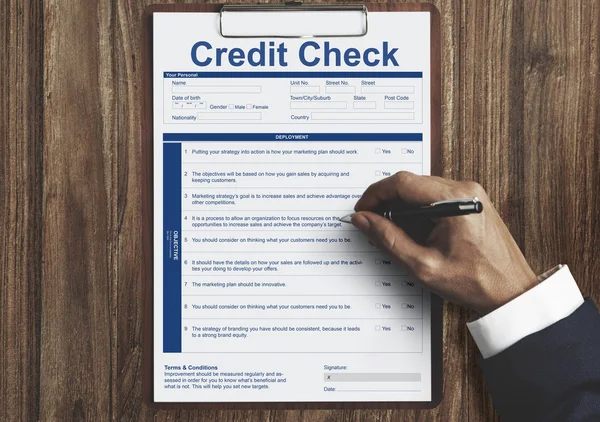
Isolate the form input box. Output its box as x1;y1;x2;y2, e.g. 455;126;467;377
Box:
173;85;262;94
197;112;262;120
290;86;320;94
353;101;376;109
325;86;356;94
361;86;415;94
173;101;207;109
384;101;415;109
291;101;347;109
311;112;414;121
324;373;422;382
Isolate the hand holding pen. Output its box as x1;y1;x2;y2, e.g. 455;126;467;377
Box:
340;197;483;223
345;171;537;316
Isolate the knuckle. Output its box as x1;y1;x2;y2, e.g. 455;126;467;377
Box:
464;181;485;196
394;170;413;185
454;181;486;198
413;255;440;283
375;225;397;252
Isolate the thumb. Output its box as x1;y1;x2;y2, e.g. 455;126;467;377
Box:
352;211;433;272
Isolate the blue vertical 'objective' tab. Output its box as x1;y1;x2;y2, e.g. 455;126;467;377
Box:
163;143;182;352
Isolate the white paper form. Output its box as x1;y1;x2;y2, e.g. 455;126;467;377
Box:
153;11;432;403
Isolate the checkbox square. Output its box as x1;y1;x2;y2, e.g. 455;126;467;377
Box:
375;148;382;154
375;325;381;331
401;325;407;331
375;303;381;309
228;104;234;109
375;259;381;265
375;170;381;176
246;103;253;109
375;281;381;286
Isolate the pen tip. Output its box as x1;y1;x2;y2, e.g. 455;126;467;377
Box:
339;213;355;224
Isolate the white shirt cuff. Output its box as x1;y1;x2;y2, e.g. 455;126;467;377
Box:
466;265;583;359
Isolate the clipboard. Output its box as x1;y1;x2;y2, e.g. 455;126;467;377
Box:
142;2;442;410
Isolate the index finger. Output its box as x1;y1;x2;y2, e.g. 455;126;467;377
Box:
354;171;455;212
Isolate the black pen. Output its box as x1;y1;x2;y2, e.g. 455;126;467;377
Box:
338;197;483;224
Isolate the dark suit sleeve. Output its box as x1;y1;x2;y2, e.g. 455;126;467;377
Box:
479;298;600;422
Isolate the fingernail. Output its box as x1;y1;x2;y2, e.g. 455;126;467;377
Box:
352;213;371;234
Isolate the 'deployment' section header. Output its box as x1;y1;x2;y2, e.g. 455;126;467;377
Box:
163;133;423;142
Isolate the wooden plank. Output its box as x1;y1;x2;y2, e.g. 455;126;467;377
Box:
115;0;156;419
0;1;44;421
40;0;116;420
457;0;525;421
524;0;600;300
435;0;472;420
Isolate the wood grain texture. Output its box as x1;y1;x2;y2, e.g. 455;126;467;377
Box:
456;2;526;420
1;0;599;421
41;0;114;420
523;0;600;296
0;1;44;422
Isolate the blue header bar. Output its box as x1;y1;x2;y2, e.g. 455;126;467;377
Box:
164;71;422;79
163;133;422;142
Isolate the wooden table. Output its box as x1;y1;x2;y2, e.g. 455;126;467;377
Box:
1;0;599;420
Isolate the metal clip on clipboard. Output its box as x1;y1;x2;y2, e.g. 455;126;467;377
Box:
219;2;368;38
